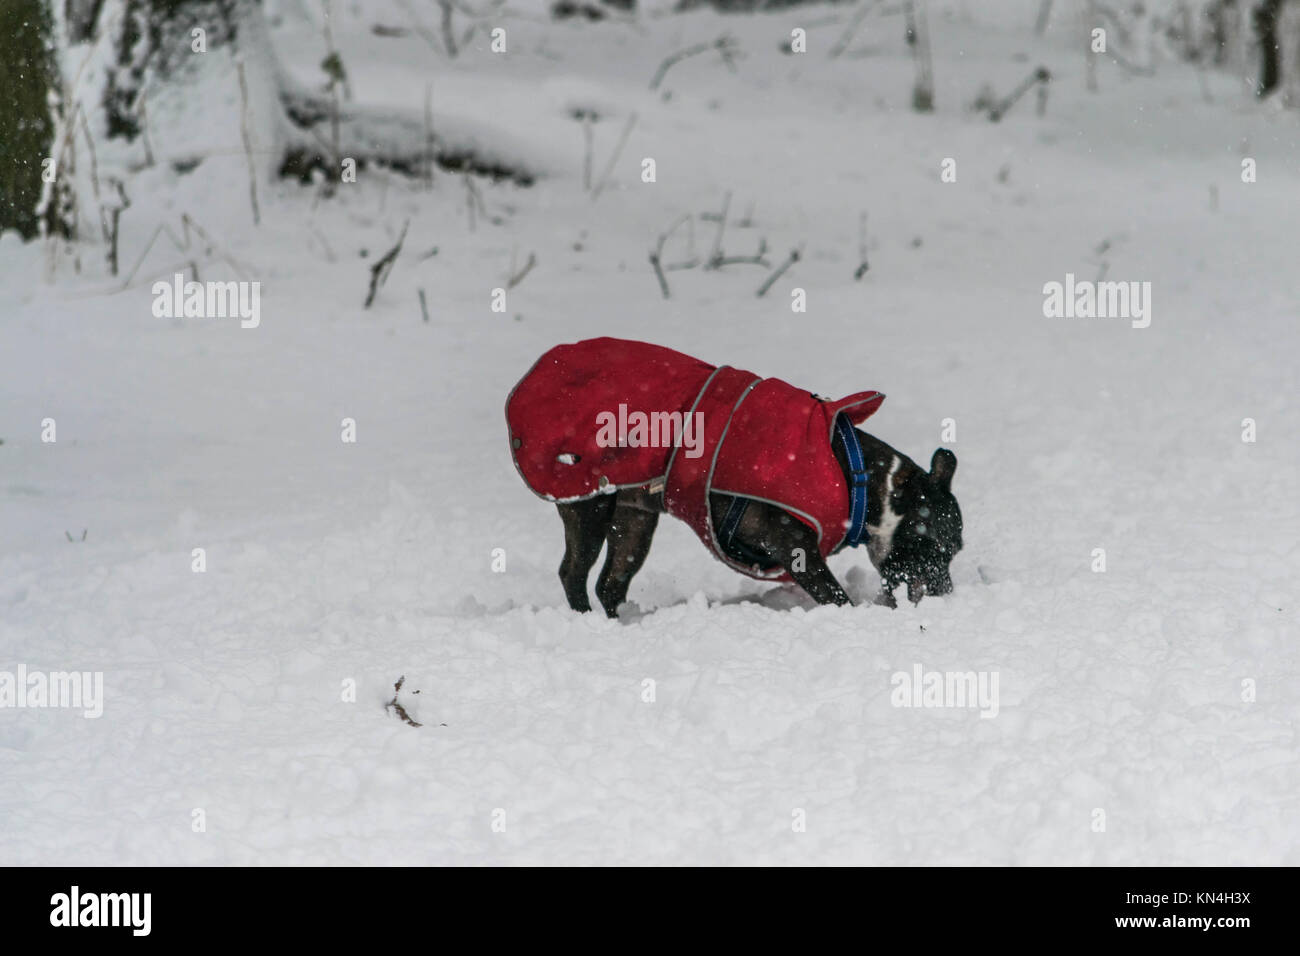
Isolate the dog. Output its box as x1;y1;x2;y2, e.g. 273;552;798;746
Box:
506;337;962;616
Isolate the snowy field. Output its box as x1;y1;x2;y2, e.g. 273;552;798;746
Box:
1;0;1297;864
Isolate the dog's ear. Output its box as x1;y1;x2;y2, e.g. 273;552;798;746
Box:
930;448;957;490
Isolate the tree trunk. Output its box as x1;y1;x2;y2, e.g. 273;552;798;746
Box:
0;0;71;240
1255;0;1285;96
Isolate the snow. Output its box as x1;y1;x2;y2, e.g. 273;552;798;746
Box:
1;1;1297;865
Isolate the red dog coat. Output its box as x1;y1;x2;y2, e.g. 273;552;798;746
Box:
506;337;883;580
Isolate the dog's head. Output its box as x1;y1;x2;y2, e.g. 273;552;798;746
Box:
876;448;962;604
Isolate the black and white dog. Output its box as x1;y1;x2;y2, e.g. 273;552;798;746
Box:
555;438;962;616
508;338;962;616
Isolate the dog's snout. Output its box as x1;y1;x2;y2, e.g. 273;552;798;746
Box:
907;577;927;605
905;570;952;604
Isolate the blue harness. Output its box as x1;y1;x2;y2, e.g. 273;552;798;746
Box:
718;414;870;561
835;412;871;548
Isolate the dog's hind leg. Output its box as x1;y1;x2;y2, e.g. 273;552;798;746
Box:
557;496;616;612
595;504;660;618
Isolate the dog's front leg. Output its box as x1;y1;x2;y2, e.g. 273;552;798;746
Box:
731;499;852;607
782;546;852;607
767;519;851;607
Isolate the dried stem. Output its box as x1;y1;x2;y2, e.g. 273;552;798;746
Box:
590;112;639;200
756;246;802;298
364;219;409;309
235;60;261;226
649;36;739;91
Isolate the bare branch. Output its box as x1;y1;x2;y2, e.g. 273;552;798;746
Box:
704;191;730;268
581;114;594;191
364;219;409;309
649;36;739;91
649;252;671;299
829;0;884;59
506;252;537;289
987;66;1051;121
755;246;802;298
590;112;639;200
385;676;422;727
235;60;261;226
854;210;869;279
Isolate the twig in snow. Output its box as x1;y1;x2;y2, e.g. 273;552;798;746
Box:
987;66;1051;121
908;1;935;112
647;213;699;299
439;0;458;57
114;212;251;293
235;60;261;225
308;223;337;262
138;89;156;167
463;173;488;229
506;252;537;289
755;246;802;298
701;200;767;268
829;0;884;58
649;36;739;91
854;210;869;280
364;219;409;309
1195;56;1214;103
391;0;443;55
590;112;639;200
385;675;422;727
103;179;129;277
657;211;701;265
711;240;769;269
665;214;697;268
576;110;596;191
78;107;102;205
704;191;731;268
649;252;671;299
321;0;352;100
418;288;430;322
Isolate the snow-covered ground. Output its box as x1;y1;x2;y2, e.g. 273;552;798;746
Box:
1;1;1297;864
